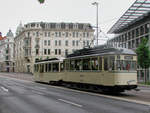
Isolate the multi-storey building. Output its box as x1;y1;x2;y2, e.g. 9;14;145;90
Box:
107;0;150;82
14;22;94;73
0;30;15;72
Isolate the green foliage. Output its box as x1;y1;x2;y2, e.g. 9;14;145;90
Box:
38;0;45;4
46;56;49;59
136;38;150;69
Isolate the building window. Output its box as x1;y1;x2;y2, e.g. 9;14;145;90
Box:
59;40;61;46
36;49;39;55
136;28;139;37
36;32;39;37
55;32;58;37
83;32;86;37
145;24;149;34
73;32;75;37
72;40;75;46
5;56;9;60
66;32;68;37
59;32;61;37
69;23;73;29
87;40;89;46
65;40;68;46
76;40;79;46
48;40;50;46
55;49;57;55
55;40;57;46
83;41;85;47
44;49;47;55
6;49;9;54
51;23;56;29
44;40;47;46
131;30;135;39
48;49;50;55
87;32;89;37
27;32;30;37
45;32;47;37
140;26;144;36
61;23;66;29
76;32;78;37
58;49;61;55
48;32;50;37
65;49;68;56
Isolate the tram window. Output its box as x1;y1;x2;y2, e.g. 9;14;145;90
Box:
131;61;136;70
40;64;44;73
70;60;75;70
116;60;123;70
83;58;91;70
99;57;102;70
74;59;82;70
66;61;70;70
116;60;137;70
109;56;115;70
48;63;51;72
104;57;108;71
91;58;98;70
34;65;36;72
52;63;59;72
36;64;39;72
60;63;64;71
45;64;48;72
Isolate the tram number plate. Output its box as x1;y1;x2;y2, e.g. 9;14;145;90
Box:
124;56;133;60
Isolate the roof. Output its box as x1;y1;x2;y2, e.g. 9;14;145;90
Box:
108;0;150;34
67;46;136;59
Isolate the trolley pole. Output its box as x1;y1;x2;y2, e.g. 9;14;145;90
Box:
92;2;99;46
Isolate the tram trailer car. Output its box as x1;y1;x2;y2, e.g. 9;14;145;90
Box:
34;47;137;92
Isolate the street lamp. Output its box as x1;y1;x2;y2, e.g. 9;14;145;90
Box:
92;2;99;46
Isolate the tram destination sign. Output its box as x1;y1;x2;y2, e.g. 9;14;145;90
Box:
124;56;133;60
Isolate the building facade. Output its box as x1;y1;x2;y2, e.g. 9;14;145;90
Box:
107;0;150;82
14;22;94;73
0;30;15;72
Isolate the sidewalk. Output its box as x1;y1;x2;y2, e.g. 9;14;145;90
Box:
0;72;34;81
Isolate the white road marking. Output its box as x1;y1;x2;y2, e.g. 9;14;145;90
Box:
1;87;9;92
58;99;82;107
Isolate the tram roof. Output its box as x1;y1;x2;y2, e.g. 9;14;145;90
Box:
67;46;136;58
108;0;150;34
35;57;65;63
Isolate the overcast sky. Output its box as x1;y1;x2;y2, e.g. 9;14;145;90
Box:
0;0;136;42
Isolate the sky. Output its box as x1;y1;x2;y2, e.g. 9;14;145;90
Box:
0;0;136;43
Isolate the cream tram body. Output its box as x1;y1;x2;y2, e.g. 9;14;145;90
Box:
34;47;137;92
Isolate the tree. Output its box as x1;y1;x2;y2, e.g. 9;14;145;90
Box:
136;38;150;83
38;0;45;4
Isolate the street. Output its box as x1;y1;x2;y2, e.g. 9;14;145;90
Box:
0;73;150;113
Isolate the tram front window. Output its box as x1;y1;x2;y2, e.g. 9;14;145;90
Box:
116;60;136;71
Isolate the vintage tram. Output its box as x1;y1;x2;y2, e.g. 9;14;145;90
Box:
34;46;137;92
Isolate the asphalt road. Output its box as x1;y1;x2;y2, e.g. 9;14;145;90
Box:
0;76;150;113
